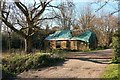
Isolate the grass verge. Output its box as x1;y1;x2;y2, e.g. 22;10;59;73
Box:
101;63;120;79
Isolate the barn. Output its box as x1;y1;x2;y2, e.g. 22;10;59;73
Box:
45;29;98;50
45;30;72;49
71;30;98;50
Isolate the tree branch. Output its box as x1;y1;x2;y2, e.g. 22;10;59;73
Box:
2;19;27;38
31;4;41;15
20;27;29;31
95;1;108;12
32;0;53;22
110;9;120;15
14;0;29;18
19;2;28;11
36;16;58;21
47;4;59;9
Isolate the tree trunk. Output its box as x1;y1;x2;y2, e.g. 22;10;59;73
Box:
25;37;32;53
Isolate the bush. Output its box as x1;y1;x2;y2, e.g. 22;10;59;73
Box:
95;46;108;50
2;66;16;79
112;30;120;61
51;49;65;54
112;57;120;63
41;49;70;55
2;53;64;79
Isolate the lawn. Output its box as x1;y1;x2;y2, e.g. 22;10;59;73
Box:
101;63;120;79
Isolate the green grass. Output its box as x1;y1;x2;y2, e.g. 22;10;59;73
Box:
101;64;120;79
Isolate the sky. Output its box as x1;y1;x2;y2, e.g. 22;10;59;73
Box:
5;0;119;28
6;0;119;16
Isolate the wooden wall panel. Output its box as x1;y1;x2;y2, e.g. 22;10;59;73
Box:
61;41;67;49
50;40;56;49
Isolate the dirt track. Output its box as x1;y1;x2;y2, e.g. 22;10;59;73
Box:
18;49;112;78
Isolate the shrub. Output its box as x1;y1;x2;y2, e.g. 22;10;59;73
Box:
2;53;64;79
51;49;64;54
112;30;120;63
2;66;16;79
112;57;120;63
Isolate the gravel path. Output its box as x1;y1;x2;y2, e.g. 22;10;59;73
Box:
17;49;112;78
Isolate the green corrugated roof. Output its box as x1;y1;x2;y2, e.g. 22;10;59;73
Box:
71;30;92;42
45;30;72;40
45;30;97;46
71;30;97;47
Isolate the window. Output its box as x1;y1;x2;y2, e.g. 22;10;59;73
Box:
56;41;61;48
67;41;70;49
79;41;84;48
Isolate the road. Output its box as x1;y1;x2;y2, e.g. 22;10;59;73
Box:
18;49;112;78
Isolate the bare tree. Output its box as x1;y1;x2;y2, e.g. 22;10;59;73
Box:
93;14;118;47
53;0;76;30
77;3;118;47
92;1;120;59
1;0;56;53
93;0;120;15
78;5;95;30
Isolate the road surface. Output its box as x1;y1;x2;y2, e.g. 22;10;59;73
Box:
18;49;112;78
